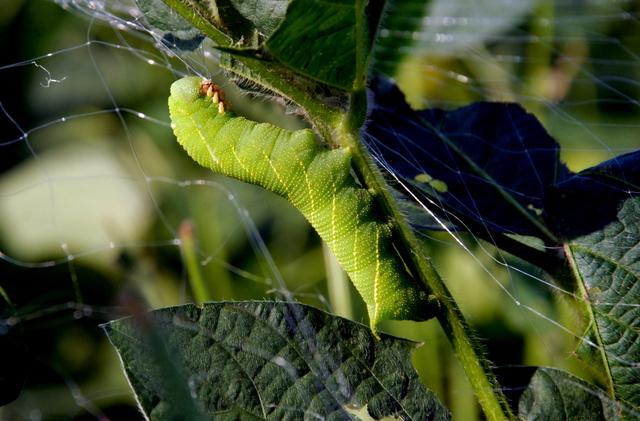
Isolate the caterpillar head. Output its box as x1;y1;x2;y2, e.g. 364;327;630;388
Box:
199;80;227;114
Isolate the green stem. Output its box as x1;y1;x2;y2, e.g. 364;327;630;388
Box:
320;99;513;421
322;243;355;320
179;220;210;304
218;56;341;131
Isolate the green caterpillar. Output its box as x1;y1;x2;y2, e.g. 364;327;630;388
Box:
169;76;432;328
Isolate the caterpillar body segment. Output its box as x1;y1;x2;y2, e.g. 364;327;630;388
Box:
169;77;433;328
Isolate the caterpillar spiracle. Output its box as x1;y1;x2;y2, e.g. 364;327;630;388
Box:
169;77;433;329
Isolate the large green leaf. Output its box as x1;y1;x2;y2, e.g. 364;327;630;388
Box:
104;302;450;420
569;196;640;409
519;368;633;419
266;0;370;90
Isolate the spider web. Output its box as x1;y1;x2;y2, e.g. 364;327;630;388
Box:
0;0;638;419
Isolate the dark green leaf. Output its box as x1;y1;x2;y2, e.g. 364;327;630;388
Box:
364;77;569;239
569;196;640;409
546;149;640;238
266;0;371;90
364;77;639;241
519;368;633;419
104;302;450;420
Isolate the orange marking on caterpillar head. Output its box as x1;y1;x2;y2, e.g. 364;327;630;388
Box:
200;80;228;114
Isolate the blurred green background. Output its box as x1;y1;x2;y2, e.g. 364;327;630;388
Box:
0;0;638;419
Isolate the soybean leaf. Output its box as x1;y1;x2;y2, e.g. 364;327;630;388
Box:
364;76;569;239
265;0;373;90
518;367;634;419
104;302;450;420
546;149;640;238
568;196;640;409
364;77;640;240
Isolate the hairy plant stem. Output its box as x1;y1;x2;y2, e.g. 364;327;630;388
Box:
308;92;514;421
